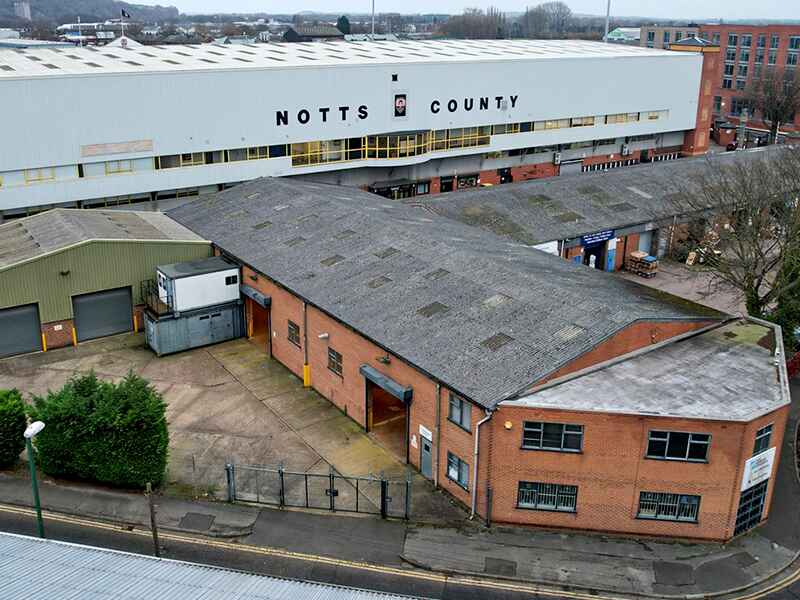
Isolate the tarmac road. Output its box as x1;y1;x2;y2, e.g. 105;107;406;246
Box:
3;502;800;599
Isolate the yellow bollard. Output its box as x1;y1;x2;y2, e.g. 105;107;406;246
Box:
71;327;78;347
303;364;311;387
133;313;138;333
41;333;47;352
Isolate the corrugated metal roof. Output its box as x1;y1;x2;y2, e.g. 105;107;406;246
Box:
0;208;207;270
168;177;726;408
0;39;682;78
0;532;429;600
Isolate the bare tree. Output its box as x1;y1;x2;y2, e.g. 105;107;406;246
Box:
541;1;572;34
442;7;507;40
674;146;800;318
520;1;572;38
746;67;800;144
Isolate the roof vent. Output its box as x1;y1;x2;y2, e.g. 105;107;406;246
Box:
374;247;399;259
423;268;449;280
320;254;345;267
554;325;586;341
608;202;637;212
284;236;305;247
481;333;514;351
253;221;272;230
367;275;392;289
335;229;356;240
482;294;511;309
417;302;450;318
555;211;584;223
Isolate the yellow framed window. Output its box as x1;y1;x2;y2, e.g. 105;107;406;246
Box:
24;167;55;183
571;116;595;127
179;153;204;167
105;160;133;175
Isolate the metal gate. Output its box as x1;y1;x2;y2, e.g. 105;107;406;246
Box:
72;287;133;342
225;464;411;519
0;304;42;358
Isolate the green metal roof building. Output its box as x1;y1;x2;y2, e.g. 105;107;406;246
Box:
0;209;211;358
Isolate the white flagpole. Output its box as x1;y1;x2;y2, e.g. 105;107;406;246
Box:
121;12;126;39
77;16;82;47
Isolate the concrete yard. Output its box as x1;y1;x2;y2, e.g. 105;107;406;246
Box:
0;334;465;523
618;258;747;315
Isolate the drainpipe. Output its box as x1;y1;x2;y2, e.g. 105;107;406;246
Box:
470;409;493;519
434;383;441;487
302;302;310;387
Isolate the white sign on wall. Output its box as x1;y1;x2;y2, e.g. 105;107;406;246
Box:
419;424;432;441
741;446;776;491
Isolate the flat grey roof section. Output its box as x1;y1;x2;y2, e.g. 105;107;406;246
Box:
0;532;427;600
411;147;784;246
158;255;237;279
506;320;786;421
0;208;207;271
168;177;725;409
0;39;681;79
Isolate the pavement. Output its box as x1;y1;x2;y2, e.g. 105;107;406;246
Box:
0;334;465;524
618;258;747;316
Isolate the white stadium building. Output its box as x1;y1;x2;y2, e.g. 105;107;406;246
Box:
0;39;708;216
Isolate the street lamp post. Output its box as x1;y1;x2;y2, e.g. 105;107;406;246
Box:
24;421;45;538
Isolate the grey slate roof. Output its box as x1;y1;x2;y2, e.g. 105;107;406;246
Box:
410;147;783;246
508;319;787;421
0;208;206;271
0;532;427;600
169;177;725;409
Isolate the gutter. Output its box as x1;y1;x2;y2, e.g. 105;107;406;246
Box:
469;409;493;519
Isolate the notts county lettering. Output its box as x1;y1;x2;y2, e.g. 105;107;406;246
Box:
276;105;369;126
431;95;519;114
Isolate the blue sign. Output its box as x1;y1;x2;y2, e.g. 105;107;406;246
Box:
581;230;615;246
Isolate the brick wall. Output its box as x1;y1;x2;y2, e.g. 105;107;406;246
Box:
41;318;74;350
511;162;559;182
479;170;502;186
541;320;717;384
484;404;790;540
680;48;718;156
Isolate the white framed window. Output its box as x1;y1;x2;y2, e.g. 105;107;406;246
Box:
447;452;469;490
105;160;133;175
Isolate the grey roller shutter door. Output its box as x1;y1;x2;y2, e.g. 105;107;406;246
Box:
72;287;133;342
0;304;42;358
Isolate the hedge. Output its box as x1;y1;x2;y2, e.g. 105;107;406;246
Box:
29;371;169;488
0;390;27;469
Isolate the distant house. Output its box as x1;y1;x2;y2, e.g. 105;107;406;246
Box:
605;27;641;44
283;24;344;43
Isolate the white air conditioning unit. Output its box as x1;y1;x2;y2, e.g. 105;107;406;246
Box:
553;152;562;165
621;144;631;156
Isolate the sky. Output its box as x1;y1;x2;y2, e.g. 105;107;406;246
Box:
157;0;795;20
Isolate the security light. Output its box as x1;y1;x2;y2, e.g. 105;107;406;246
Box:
24;421;45;439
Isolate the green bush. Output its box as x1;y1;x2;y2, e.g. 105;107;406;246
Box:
29;372;169;488
0;390;27;469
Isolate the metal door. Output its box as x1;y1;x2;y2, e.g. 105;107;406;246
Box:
735;480;769;535
420;437;433;479
0;304;42;358
72;287;133;342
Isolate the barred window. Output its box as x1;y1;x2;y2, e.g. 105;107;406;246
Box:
638;492;700;522
287;320;301;347
753;424;773;456
448;393;471;431
327;347;343;377
447;452;469;489
522;422;583;452
647;431;710;462
517;481;577;512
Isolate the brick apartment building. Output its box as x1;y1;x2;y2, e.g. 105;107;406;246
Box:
640;25;700;49
169;177;791;541
696;24;800;135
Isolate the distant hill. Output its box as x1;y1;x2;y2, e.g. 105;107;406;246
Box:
0;0;179;23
